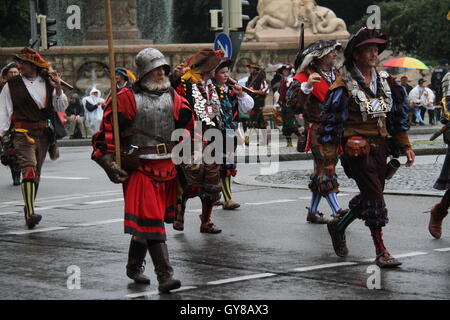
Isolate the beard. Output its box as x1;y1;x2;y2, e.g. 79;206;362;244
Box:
141;75;171;91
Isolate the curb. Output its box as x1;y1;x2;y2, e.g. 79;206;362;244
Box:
234;174;445;198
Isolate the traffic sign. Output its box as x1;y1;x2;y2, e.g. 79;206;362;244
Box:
214;32;233;59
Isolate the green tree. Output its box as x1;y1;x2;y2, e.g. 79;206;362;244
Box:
349;0;450;63
0;0;30;47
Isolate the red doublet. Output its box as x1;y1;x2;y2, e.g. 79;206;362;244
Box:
293;72;330;103
92;88;193;240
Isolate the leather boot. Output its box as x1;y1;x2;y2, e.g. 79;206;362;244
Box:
11;169;20;186
126;239;150;284
429;202;448;239
306;210;327;224
223;199;240;210
200;200;222;233
147;241;181;293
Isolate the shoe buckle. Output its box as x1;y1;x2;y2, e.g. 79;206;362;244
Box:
156;143;167;155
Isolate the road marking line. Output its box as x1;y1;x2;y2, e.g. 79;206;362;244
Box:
206;273;276;285
298;193;350;200
360;251;428;262
291;262;358;272
434;247;450;252
6;227;68;235
126;286;197;299
82;198;124;205
0;211;20;216
73;219;123;227
245;199;296;205
41;176;90;180
0;191;121;208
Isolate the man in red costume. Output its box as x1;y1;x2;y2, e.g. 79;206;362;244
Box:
92;48;194;292
287;40;344;223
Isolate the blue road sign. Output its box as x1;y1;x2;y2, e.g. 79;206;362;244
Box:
214;32;233;59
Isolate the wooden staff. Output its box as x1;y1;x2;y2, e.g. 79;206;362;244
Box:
104;0;121;167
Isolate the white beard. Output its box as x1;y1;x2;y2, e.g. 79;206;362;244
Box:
141;76;171;91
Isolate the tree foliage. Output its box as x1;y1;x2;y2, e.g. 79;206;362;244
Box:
0;0;30;47
349;0;450;63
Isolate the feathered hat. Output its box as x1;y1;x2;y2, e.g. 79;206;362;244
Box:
295;40;342;72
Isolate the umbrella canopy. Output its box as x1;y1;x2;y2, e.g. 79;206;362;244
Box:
382;57;429;70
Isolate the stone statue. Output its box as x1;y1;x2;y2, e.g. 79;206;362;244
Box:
245;0;349;42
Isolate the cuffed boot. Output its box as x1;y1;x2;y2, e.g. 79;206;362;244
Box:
126;239;150;284
429;202;448;239
147;241;181;293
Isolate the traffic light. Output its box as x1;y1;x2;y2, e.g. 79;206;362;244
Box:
229;0;250;30
37;15;57;50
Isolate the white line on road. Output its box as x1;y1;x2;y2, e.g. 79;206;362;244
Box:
0;211;20;216
41;176;90;180
126;286;197;299
206;273;276;285
73;219;123;227
6;227;68;235
298;193;350;200
434;247;450;252
82;198;124;205
291;262;358;272
245;199;297;206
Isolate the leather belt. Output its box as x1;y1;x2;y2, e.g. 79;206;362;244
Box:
124;143;174;156
14;121;48;130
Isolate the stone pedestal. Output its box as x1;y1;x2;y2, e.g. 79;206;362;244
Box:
253;27;350;46
83;0;151;45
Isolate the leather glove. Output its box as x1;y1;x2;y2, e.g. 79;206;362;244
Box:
95;153;129;183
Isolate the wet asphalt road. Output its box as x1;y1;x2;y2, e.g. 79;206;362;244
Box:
0;146;449;301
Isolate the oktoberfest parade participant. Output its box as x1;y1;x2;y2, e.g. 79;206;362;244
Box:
212;58;254;210
287;40;343;223
0;47;68;229
173;48;224;233
318;28;415;267
276;64;302;148
245;62;269;145
92;48;193;291
0;62;21;185
428;71;450;239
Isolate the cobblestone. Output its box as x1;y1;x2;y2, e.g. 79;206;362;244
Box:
255;159;446;192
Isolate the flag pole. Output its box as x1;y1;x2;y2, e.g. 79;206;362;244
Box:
104;0;121;167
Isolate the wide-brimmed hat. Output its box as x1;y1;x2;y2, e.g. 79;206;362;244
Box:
344;27;388;60
295;40;342;72
14;47;51;69
188;49;223;74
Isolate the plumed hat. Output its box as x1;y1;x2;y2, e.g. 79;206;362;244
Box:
188;49;223;74
295;40;342;72
15;47;51;69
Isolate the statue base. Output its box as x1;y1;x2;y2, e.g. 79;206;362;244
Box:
247;27;350;45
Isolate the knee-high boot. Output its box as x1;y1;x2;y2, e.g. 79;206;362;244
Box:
147;241;181;293
126;239;150;284
11;168;20;186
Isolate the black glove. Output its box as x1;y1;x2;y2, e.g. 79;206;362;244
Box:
95;153;129;183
